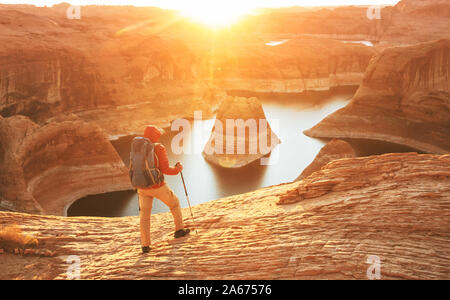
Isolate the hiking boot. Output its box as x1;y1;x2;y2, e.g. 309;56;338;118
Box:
142;246;151;254
174;228;190;238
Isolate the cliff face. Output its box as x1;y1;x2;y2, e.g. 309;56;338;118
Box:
197;37;376;93
0;153;448;279
202;96;280;168
378;0;450;44
234;0;450;46
295;139;356;181
0;45;100;122
0;115;131;216
0;115;42;214
305;39;450;154
395;0;450;16
0;6;224;136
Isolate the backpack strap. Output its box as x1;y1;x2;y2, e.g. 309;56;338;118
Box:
154;143;161;168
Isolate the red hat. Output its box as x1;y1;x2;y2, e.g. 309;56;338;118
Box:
144;125;162;143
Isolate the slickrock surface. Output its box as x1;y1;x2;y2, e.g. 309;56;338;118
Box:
295;139;356;181
0;153;448;279
202;96;280;168
305;39;450;154
0;115;131;216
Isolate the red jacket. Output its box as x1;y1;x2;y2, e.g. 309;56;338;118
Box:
142;125;180;189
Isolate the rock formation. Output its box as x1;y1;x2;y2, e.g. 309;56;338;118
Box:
239;0;450;46
0;153;448;279
4;2;449;137
395;0;450;16
305;39;450;154
295;139;356;181
0;115;131;216
202;96;280;168
0;5;225;137
377;0;450;44
197;36;377;93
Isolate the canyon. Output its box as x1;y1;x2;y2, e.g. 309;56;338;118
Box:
0;153;448;279
0;115;130;216
0;0;449;280
0;2;448;215
305;39;450;154
0;3;380;129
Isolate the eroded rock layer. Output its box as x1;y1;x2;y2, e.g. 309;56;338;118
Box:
295;139;356;181
305;39;450;154
0;153;448;279
0;115;131;216
197;36;377;93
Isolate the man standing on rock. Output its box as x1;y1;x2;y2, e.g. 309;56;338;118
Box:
135;125;190;254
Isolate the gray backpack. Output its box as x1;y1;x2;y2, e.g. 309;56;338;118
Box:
129;137;164;188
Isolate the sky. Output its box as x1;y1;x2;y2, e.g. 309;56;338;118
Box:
0;1;401;9
0;0;402;26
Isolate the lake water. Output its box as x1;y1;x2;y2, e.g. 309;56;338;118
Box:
341;40;374;47
67;89;357;217
265;39;374;47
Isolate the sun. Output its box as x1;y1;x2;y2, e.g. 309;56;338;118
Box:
177;2;254;27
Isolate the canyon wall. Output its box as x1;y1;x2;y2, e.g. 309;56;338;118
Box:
0;115;131;216
0;153;448;279
1;2;449;216
197;37;376;93
240;0;450;45
0;4;379;131
305;39;450;154
0;6;225;137
0;115;42;214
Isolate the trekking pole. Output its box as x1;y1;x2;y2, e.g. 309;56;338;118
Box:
179;170;198;235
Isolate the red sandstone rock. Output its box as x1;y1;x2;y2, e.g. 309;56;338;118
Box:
0;153;448;279
305;39;450;154
196;36;377;93
295;139;356;181
0;5;224;136
0;115;131;215
202;96;280;168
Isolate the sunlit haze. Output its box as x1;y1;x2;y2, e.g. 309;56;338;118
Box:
1;1;401;26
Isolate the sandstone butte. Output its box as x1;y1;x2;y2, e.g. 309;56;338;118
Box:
305;39;450;154
295;139;356;181
202;96;280;168
0;153;448;280
0;115;131;216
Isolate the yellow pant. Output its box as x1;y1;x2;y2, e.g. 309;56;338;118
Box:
138;183;184;247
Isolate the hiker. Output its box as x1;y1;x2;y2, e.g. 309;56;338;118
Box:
130;125;190;254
